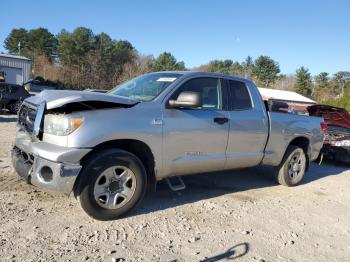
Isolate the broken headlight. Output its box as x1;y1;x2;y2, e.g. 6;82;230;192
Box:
44;114;84;136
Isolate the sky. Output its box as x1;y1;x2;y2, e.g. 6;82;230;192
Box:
1;0;349;75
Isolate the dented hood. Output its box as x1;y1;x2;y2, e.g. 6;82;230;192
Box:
25;89;138;109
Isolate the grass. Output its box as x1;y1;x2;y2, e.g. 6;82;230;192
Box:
321;95;350;111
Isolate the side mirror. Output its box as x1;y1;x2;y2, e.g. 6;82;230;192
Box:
169;91;202;109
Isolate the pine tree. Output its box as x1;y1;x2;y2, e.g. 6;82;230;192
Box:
252;56;280;87
315;72;329;89
152;52;185;71
295;67;312;97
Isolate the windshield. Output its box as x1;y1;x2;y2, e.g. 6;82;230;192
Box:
108;72;182;101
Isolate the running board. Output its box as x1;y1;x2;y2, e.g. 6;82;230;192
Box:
165;176;186;191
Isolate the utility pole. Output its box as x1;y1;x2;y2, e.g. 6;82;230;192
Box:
18;42;21;56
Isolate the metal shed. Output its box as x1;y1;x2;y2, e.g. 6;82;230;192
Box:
0;54;32;85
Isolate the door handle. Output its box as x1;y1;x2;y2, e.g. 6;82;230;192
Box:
213;117;229;125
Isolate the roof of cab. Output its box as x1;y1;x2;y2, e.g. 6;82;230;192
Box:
150;71;251;82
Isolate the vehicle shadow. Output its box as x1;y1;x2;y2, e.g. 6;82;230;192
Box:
0;116;17;123
302;160;349;183
130;162;348;217
0;109;17;123
0;110;17;123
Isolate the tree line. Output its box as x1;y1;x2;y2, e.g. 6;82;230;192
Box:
195;57;350;102
4;27;185;89
3;27;350;108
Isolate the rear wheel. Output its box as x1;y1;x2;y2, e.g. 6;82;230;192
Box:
76;149;147;220
275;145;307;186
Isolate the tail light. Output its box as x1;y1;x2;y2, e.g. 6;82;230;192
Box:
320;122;328;134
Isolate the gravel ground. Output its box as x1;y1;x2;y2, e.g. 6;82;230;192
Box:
0;113;350;262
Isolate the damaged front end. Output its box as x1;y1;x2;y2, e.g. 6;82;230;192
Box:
12;89;139;194
18;90;138;141
308;104;350;163
323;126;350;163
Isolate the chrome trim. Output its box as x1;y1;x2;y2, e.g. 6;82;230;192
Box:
33;100;46;138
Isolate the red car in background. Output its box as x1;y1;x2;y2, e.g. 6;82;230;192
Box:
308;104;350;163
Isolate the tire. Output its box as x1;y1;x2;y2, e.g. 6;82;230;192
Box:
75;149;147;220
275;145;307;187
7;100;22;114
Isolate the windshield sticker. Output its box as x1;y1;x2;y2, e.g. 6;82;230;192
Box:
156;77;177;82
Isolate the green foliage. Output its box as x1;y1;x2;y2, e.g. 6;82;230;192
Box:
4;28;28;55
314;72;329;89
243;56;253;68
333;71;350;97
198;59;244;76
54;27;137;88
27;28;57;58
242;56;254;78
230;61;244;76
323;95;350;111
58;27;95;66
152;52;185;71
108;40;135;66
3;27;142;89
295;66;312;97
252;56;280;87
4;28;56;59
197;56;258;78
333;71;350;84
205;59;232;74
95;32;113;50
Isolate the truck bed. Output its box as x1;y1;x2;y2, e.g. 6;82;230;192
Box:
262;111;324;166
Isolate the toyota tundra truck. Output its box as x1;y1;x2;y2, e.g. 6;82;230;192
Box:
11;72;325;220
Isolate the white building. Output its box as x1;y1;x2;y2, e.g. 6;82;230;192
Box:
0;54;32;85
258;87;316;110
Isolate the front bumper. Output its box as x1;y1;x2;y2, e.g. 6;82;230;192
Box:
12;147;82;195
11;130;91;195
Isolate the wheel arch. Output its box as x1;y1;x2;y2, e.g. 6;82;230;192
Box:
74;139;157;196
287;136;310;170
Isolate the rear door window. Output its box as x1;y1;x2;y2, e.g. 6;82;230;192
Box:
228;80;252;110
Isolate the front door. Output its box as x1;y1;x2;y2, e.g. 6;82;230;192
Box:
162;77;229;177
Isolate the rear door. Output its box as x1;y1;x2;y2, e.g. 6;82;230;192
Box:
162;77;230;176
224;79;269;169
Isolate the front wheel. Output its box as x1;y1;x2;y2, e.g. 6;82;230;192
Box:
75;149;147;220
275;145;307;186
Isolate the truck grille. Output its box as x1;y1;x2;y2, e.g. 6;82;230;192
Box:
18;103;38;133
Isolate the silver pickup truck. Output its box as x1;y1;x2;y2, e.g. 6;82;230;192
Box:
12;72;325;220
